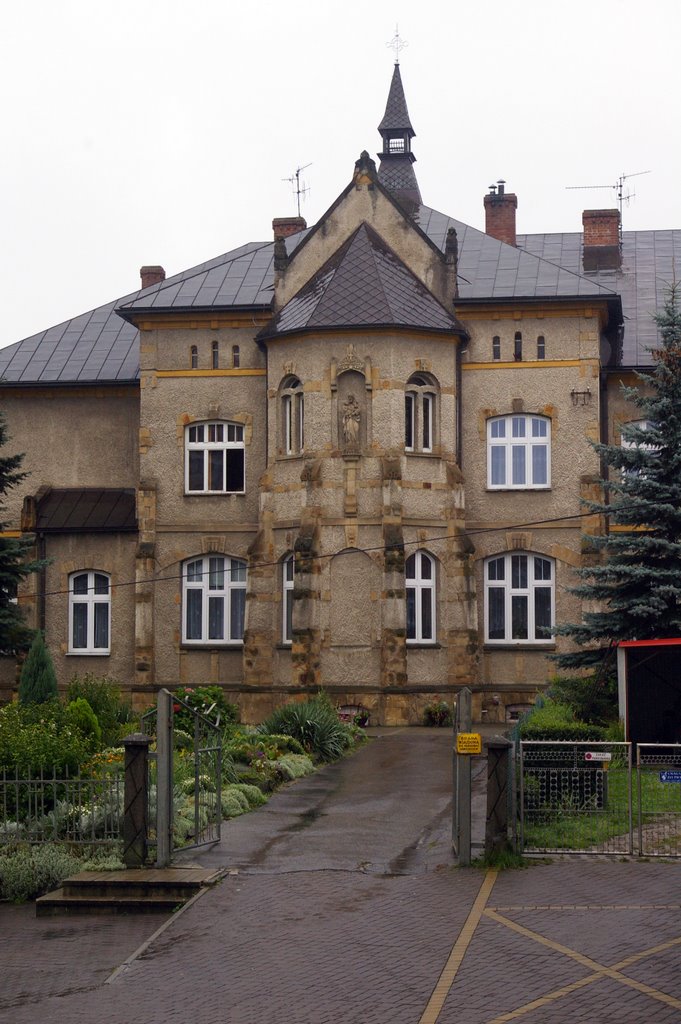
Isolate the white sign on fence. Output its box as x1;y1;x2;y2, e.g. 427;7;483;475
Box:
584;751;612;762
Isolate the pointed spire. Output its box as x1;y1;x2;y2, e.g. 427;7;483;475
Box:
377;63;422;211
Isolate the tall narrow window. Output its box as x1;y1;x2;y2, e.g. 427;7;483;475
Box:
405;374;438;453
232;345;240;368
488;414;550;489
280;376;304;456
537;335;545;360
485;552;554;644
514;332;522;361
69;571;111;654
282;554;294;644
182;556;246;644
190;345;198;369
492;336;501;360
406;551;436;644
186;422;245;493
211;341;219;370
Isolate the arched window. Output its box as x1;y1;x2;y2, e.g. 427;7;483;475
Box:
537;335;545;360
185;422;245;493
405;374;438;453
485;552;554;644
514;332;522;361
492;336;501;360
282;553;294;644
190;345;198;369
69;571;110;654
232;345;240;368
406;550;436;644
182;555;246;644
487;414;550;489
211;341;219;370
280;376;304;456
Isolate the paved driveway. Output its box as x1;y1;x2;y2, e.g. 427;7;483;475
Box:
2;729;681;1023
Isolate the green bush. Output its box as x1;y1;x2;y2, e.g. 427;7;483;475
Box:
0;701;92;773
258;697;354;762
423;701;453;727
275;753;315;780
519;700;606;741
547;673;618;725
18;632;57;704
0;844;81;902
172;686;239;732
65;698;102;751
229;783;267;808
67;674;133;747
220;789;249;818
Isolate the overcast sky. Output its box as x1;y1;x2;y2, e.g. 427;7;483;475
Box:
2;0;679;349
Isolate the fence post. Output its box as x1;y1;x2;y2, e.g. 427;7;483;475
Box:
156;688;174;868
122;733;151;868
485;736;513;859
453;687;472;866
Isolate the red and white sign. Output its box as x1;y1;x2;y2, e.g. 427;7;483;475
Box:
584;751;612;762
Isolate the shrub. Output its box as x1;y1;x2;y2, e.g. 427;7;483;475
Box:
547;673;618;726
518;700;606;741
229;783;267;808
67;674;133;747
0;701;92;773
221;789;249;818
172;686;239;732
258;697;354;762
423;701;452;727
65;698;102;751
275;753;315;780
18;632;57;704
0;844;82;902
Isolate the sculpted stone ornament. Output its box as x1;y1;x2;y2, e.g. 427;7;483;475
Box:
342;394;361;448
337;343;365;375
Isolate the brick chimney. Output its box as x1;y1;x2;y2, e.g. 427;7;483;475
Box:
484;180;517;247
582;209;621;271
140;265;166;289
272;217;307;240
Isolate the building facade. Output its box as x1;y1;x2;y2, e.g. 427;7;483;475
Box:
1;66;677;724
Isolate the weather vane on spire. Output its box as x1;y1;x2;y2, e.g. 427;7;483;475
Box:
386;24;407;64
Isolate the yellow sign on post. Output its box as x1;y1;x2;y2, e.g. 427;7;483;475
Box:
456;732;482;755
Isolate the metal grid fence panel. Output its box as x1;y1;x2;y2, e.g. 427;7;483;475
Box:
0;766;122;845
636;744;681;857
519;741;632;855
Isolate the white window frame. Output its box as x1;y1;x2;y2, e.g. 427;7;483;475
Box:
182;555;246;645
484;552;554;645
406;550;436;644
280;377;304;456
68;570;111;655
185;421;245;494
405;375;437;454
282;553;294;644
487;414;551;489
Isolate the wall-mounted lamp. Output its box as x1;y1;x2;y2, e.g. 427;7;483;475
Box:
571;387;592;406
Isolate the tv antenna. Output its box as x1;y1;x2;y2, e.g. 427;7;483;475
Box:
566;170;651;238
283;163;312;217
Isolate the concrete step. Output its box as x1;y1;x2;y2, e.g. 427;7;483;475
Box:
36;866;223;916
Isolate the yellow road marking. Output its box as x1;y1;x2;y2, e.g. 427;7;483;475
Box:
418;870;498;1024
484;909;681;1022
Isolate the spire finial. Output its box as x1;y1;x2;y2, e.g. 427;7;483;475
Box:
386;24;407;64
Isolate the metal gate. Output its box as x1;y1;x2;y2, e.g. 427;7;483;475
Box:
143;688;222;865
636;744;681;857
519;740;632;855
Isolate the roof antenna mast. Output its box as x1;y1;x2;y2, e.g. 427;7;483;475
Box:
566;170;651;242
283;164;312;218
386;24;408;64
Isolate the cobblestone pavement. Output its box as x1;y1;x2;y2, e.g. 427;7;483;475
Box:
2;731;681;1023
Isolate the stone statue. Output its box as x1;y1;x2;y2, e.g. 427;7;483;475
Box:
342;393;361;447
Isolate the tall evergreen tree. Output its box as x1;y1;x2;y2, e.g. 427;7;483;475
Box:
0;409;42;655
556;285;681;669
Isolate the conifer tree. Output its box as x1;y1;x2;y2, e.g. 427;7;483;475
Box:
18;630;58;703
0;409;42;655
556;284;681;669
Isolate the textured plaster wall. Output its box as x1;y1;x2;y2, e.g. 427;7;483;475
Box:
0;387;139;524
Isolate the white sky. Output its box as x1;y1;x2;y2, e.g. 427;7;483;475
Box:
2;0;680;349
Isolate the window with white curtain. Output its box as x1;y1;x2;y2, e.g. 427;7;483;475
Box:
487;415;550;488
182;556;246;644
69;571;110;654
485;552;554;644
406;550;436;643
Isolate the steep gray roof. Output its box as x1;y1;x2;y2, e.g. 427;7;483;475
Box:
0;203;642;386
378;64;415;135
517;229;681;364
260;223;465;339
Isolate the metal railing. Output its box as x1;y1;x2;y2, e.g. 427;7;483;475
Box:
0;765;122;845
636;744;681;857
